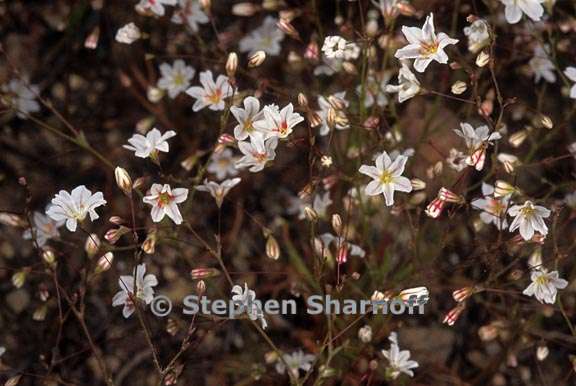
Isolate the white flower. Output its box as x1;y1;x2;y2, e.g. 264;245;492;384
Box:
508;201;550;240
522;268;568;304
446;148;468;171
136;0;177;16
253;103;304;139
1;79;40;118
359;72;392;108
319;233;365;260
394;13;459;73
371;0;400;19
359;151;412;206
157;60;196;99
275;350;315;379
239;16;285;56
207;148;239;180
471;183;510;230
385;63;421;103
235;134;278;172
185;70;234;111
530;45;556;83
23;210;64;247
317;92;349;136
358;325;373;343
46;186;106;232
321;36;348;59
112;263;158;318
230;96;264;140
231;283;267;329
143;184;189;225
463;19;490;53
123;128;177;159
171;0;209;32
195;178;241;207
501;0;544;24
115;23;141;44
564;67;576;99
453;123;501;171
381;332;419;379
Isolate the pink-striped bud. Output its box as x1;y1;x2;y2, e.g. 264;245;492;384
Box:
304;41;319;60
466;146;487;171
276;18;300;40
218;133;236;145
452;286;478;303
104;226;130;244
190;267;221;280
337;244;349;264
443;303;466;326
438;187;465;204
425;198;446;218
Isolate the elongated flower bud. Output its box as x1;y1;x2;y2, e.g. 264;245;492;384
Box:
494;180;516;198
438;187;465;204
84;233;100;257
95;252;114;273
331;214;343;236
266;235;280;260
452;286;477;303
232;2;259;16
115;167;132;195
425;198;446;218
226;52;238;79
276;18;300;40
443;303;466;326
248;51;266;67
190;267;221;280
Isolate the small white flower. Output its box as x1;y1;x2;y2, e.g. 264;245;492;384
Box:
1;79;40;118
253;103;304;139
321;36;348;59
358;325;373;343
394;13;459;73
123;128;177;159
112;263;158;318
446;148;468;171
185;70;234;111
463;19;490;53
530;45;556;83
195;178;241;207
136;0;177;16
157;60;196;99
381;332;419;379
508;201;550;240
230;96;265;140
231;283;267;329
501;0;545;24
371;0;400;19
317;92;349;136
143;184;189;225
46;186;106;232
275;350;315;379
385;63;421;103
359;151;413;206
453;122;501;170
115;23;141;44
207;148;239;180
522;268;568;304
171;0;209;32
471;183;510;230
235;134;278;172
23;210;64;247
239;16;285;56
564;67;576;99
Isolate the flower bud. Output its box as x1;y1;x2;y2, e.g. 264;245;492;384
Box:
508;130;527;148
105;226;130;244
494;180;516;198
358;325;373;343
438;187;465;204
226;52;238;79
42;249;57;267
33;304;48;321
190;267;221;280
410;178;426;191
536;345;549;361
307;111;322;128
276;18;300;40
297;93;309;108
95;252;114;273
303;206;318;222
452;286;477;303
109;216;125;225
12;270;27;288
398;286;429;303
142;231;157;254
248;51;266;67
114;166;133;195
539;114;553;129
231;2;259;16
425;198;446;218
336;243;348;264
265;235;280;260
196;280;206;295
451;81;467;95
218;133;236;145
84;233;100;257
342;61;358;74
0;212;26;227
476;51;490;67
328;95;346;111
443;303;466;326
331;214;343;236
497;153;519;173
147;86;164;103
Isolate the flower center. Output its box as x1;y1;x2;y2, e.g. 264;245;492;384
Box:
520;205;535;218
207;89;222;104
419;40;439;56
487;199;505;216
173;73;185;86
157;192;173;207
535;275;549;286
380;171;393;184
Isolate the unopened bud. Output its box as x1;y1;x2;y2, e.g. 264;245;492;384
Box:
218;133;236;145
536;345;549;361
109;216;125;225
476;51;490;67
147;86;164;103
95;252;114;273
190;267;221;280
452;286;478;303
303;206;318;222
84;233;100;257
451;81;467;95
337;244;348;264
276;18;300;40
248;51;266;67
438;187;465;204
410;178;426;191
232;2;259;16
342;61;358;74
331;214;343;236
42;249;57;267
497;153;519;173
307;111;322;128
508;130;528;148
105;226;130;244
114;167;133;195
12;270;27;288
265;235;280;260
142;231;157;254
494;180;516;198
199;0;211;12
443;303;466;326
0;212;26;227
196;280;206;295
33;304;48;321
298;93;309;108
398;286;429;303
328;95;346;111
425;197;446;219
226;52;238;78
539;114;553;129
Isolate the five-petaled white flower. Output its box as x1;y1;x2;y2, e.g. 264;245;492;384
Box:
143;184;189;225
523;268;568;304
123;128;177;159
321;36;348;59
23;210;64;247
171;0;209;32
195;178;241;207
185;70;234;111
157;60;196;99
500;0;544;24
253;103;304;139
508;201;550;240
463;19;490;53
112;263;158;318
231;283;267;329
381;332;419;379
46;186;107;232
359;151;413;206
385;63;421;103
530;45;556;84
115;23;141;44
564;67;576;99
136;0;177;16
471;183;510;230
317;92;349;136
207;148;239;180
275;350;316;379
453;123;501;171
394;13;459;73
371;0;400;20
231;96;264;140
239;16;285;56
1;79;41;118
235;134;278;172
